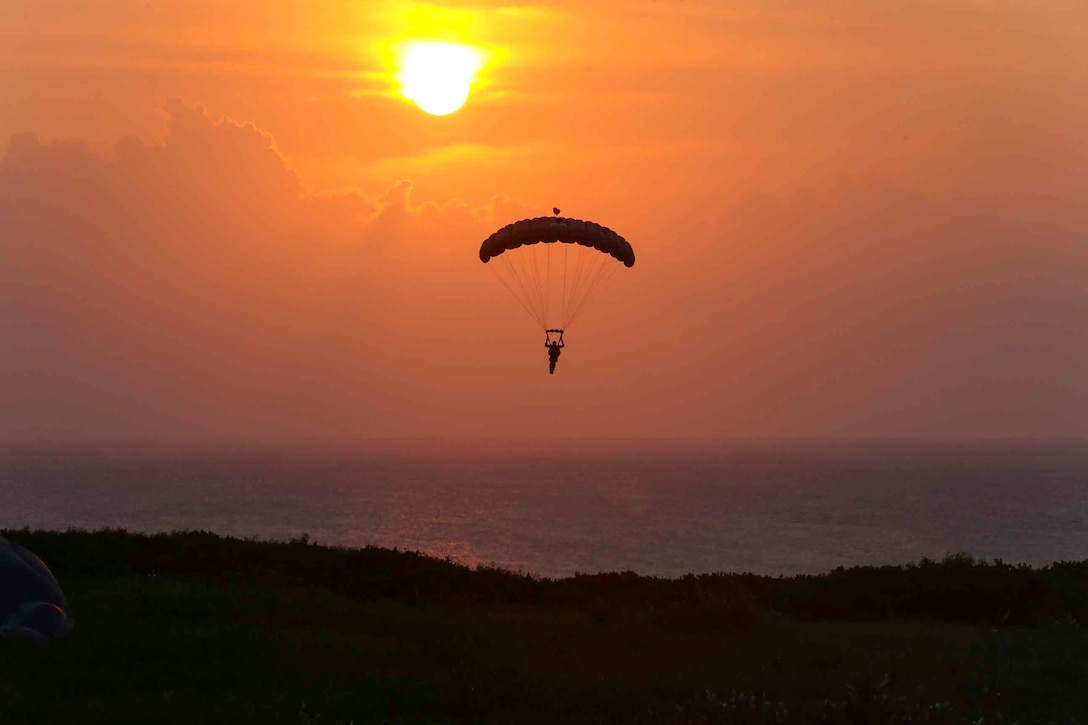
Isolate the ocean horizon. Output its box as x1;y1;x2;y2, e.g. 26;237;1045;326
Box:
4;439;1087;578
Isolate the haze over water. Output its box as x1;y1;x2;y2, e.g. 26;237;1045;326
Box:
4;440;1086;578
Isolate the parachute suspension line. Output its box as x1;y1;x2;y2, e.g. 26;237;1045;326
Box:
494;255;543;327
504;250;550;328
534;244;550;325
563;253;603;328
526;244;548;326
577;253;620;328
492;269;538;325
544;241;552;328
564;245;598;328
570;250;587;326
562;243;569;327
543;246;552;317
533;243;548;324
503;251;540;324
514;247;533;316
565;257;621;329
563;243;590;325
527;243;545;324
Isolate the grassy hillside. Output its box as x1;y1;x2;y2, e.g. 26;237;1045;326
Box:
2;529;1086;724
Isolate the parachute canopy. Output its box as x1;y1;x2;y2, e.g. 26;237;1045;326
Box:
480;216;635;267
480;216;634;330
0;535;75;641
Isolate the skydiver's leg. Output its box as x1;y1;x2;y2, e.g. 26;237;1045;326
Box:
549;360;556;374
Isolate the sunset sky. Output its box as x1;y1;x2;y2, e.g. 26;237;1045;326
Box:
2;0;1087;442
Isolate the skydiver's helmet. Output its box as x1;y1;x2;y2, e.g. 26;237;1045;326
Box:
0;535;75;641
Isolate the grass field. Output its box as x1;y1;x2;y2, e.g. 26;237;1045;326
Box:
2;529;1086;724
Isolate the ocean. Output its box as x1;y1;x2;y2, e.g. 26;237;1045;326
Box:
2;440;1087;578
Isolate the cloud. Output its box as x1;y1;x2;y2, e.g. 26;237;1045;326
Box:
3;98;1088;442
0;102;524;442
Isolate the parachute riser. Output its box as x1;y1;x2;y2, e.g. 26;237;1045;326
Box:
545;329;565;346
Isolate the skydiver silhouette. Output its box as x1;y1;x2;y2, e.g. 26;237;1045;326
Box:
546;335;564;374
548;326;565;372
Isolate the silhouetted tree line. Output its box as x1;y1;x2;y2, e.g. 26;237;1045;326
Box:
6;528;1086;629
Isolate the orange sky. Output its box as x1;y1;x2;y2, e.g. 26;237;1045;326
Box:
2;0;1087;441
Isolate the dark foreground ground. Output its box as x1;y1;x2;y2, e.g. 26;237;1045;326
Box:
1;529;1086;724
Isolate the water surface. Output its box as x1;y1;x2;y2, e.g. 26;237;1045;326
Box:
3;440;1086;577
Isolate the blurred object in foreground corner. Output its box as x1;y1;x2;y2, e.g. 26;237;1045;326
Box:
0;535;75;641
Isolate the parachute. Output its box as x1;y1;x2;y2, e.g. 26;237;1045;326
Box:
479;215;635;332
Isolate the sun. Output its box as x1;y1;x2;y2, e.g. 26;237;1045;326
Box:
398;42;482;116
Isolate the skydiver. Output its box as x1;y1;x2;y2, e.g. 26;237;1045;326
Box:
546;336;564;374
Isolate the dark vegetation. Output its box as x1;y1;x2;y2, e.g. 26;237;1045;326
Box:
2;528;1086;724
